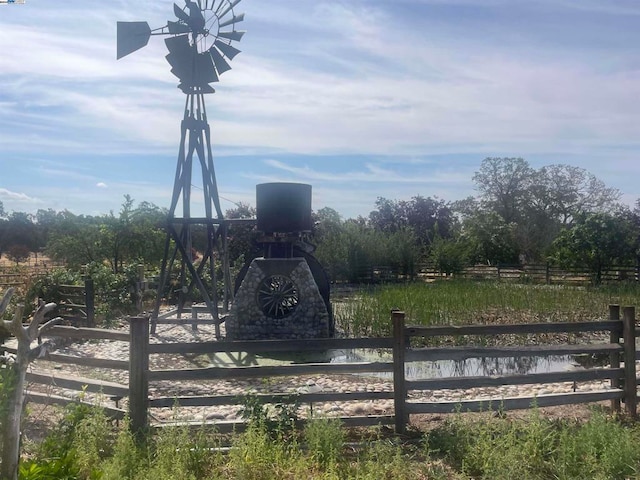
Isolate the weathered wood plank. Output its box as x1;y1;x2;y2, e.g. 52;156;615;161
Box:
406;389;623;414
151;415;394;434
406;320;621;338
24;391;126;419
149;390;394;408
405;343;622;362
149;361;393;381
152;318;221;325
39;353;129;370
43;326;130;342
407;368;623;391
26;371;128;397
148;337;393;354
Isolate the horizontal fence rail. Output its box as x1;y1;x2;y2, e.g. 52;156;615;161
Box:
393;304;636;433
2;305;637;436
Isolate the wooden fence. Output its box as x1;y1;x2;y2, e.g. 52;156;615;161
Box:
350;263;640;285
2;306;637;435
54;280;95;327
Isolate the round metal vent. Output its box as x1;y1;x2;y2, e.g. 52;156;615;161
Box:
256;275;299;319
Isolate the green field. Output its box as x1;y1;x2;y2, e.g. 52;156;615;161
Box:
335;280;640;337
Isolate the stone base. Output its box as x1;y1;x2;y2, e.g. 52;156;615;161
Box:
226;258;331;340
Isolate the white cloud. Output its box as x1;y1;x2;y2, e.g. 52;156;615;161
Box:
96;182;108;188
0;188;38;202
0;0;638;217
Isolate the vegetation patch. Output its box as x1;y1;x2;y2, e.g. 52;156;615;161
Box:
335;280;640;339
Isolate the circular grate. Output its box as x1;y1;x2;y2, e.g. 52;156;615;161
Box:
257;275;299;319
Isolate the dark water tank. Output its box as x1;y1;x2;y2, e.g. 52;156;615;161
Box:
256;183;312;234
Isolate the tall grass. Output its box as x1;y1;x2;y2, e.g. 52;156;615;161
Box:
21;404;640;479
335;280;640;337
428;409;640;480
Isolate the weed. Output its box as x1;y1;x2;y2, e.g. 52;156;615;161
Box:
238;393;300;442
303;417;344;468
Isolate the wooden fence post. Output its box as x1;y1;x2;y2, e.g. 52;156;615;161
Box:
129;315;150;437
135;264;145;313
545;262;550;285
609;305;621;413
84;278;95;328
622;306;637;418
392;310;407;434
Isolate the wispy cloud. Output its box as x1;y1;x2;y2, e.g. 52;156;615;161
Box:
0;188;40;203
0;0;638;217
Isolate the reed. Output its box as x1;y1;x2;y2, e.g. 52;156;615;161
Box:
335;280;640;337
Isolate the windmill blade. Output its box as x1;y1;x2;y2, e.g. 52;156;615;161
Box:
218;30;245;42
185;0;206;31
219;13;244;28
165;35;194;81
116;21;151;59
195;52;219;84
168;20;191;34
173;3;190;23
214;39;241;59
208;46;232;74
218;0;242;20
214;0;227;15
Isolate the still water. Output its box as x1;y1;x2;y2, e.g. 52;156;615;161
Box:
329;349;601;380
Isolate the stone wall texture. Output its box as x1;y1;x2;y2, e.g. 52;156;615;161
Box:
226;258;330;340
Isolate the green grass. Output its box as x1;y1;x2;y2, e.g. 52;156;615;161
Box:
20;404;640;479
428;409;640;480
335;280;640;337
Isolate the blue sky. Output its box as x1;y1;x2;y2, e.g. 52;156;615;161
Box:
1;0;639;219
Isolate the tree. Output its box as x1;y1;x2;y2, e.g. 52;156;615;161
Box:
461;211;520;265
5;245;30;266
550;211;636;284
1;288;63;480
45;197;166;272
473;157;535;224
531;164;620;225
0;212;37;261
471;159;621;262
225;202;258;268
368;195;455;247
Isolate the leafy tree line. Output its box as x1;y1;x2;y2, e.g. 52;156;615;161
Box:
1;158;638;286
312;158;639;284
0;195;167;272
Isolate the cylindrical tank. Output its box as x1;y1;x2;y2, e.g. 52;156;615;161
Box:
256;183;312;234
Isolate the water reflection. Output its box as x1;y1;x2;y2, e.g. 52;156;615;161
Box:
330;349;584;380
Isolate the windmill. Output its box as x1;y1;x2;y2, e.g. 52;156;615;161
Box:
117;0;245;336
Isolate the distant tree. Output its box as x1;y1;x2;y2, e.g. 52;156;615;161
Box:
369;195;455;247
225;202;258;267
461;211;519;265
313;207;347;281
550;211;637;284
2;212;37;254
470;158;621;262
473;157;535;224
531;164;620;225
46;196;166;272
5;245;30;266
429;234;471;275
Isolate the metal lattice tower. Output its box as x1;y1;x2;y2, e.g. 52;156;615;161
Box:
117;1;245;336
